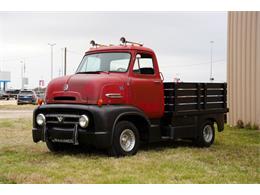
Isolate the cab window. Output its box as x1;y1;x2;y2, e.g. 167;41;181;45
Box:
133;53;155;75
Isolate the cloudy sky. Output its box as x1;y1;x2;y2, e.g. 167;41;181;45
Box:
0;12;227;89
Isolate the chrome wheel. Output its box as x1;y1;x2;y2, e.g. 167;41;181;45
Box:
119;129;136;152
203;124;213;143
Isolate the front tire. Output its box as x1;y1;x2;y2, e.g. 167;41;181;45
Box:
108;121;140;157
194;120;215;147
46;139;70;152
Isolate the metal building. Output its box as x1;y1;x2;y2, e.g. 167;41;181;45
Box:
227;11;260;127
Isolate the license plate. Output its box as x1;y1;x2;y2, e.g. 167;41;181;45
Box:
52;138;73;143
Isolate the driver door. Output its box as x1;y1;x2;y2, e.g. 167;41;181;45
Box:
130;52;164;119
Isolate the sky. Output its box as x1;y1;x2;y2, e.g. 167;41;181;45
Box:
0;12;227;89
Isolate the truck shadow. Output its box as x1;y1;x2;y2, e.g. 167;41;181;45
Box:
48;140;194;157
140;140;194;152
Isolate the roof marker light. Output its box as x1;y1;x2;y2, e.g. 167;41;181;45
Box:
120;37;143;46
90;40;107;47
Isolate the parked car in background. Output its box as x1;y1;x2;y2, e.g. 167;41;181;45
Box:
17;90;38;105
36;92;45;100
34;87;46;101
0;90;5;100
5;89;20;100
0;90;10;100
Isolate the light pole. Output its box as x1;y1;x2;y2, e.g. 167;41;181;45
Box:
210;41;214;81
20;60;25;90
48;43;56;80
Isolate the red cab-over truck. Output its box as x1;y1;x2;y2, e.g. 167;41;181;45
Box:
33;38;228;156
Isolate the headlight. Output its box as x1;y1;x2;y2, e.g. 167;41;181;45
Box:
36;113;45;126
79;115;89;128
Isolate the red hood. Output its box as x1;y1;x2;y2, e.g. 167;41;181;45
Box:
46;73;127;105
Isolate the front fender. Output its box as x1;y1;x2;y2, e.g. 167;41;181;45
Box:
33;104;150;148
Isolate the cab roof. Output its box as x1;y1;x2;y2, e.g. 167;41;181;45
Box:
86;45;155;54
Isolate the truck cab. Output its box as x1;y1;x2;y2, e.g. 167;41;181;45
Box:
45;45;164;118
33;38;228;156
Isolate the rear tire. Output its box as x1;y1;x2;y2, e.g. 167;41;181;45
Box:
194;120;215;147
108;121;140;157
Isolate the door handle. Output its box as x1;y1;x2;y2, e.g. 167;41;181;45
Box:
153;80;161;84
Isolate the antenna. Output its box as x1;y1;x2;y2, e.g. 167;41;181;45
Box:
90;40;107;47
120;37;143;46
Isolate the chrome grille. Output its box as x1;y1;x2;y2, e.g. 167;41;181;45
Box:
45;114;80;124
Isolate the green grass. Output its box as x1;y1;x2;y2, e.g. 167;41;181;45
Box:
0;118;259;184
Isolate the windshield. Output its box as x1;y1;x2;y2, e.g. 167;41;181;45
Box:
76;52;131;73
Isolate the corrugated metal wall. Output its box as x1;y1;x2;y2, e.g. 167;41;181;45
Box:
227;11;260;127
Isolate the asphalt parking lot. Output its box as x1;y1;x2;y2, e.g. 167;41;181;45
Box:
0;100;17;105
0;100;35;119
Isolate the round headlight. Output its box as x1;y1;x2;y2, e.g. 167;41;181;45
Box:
36;113;45;126
79;115;89;128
